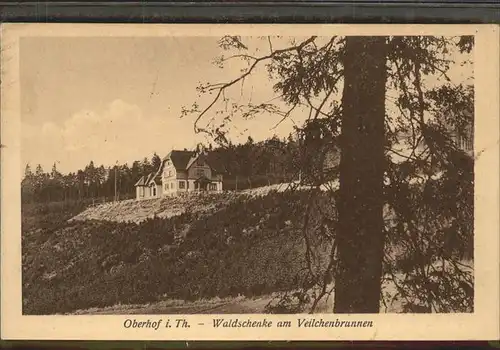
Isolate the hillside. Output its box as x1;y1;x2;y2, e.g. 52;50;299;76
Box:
23;188;334;315
22;183;473;315
69;182;338;224
70;192;241;224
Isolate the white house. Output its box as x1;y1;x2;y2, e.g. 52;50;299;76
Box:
135;150;224;200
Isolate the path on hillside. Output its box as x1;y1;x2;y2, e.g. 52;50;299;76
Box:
72;296;274;315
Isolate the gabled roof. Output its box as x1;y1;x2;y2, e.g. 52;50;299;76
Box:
205;152;227;175
144;172;156;186
152;172;162;184
162;149;225;174
151;163;164;184
163;150;197;170
135;149;227;186
135;176;146;187
185;153;201;170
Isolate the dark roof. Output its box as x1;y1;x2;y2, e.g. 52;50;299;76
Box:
205;152;227;174
163;150;197;170
162;149;225;174
144;172;156;186
153;173;162;184
134;176;146;187
152;164;164;184
135;149;227;186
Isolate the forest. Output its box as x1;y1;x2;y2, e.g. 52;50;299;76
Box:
21;132;333;204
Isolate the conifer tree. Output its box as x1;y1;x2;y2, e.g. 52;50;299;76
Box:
186;35;474;313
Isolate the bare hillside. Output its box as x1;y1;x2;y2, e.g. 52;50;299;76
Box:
69;182;338;224
70;192;240;224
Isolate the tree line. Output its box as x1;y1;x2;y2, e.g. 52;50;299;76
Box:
22;155;159;204
21;134;329;204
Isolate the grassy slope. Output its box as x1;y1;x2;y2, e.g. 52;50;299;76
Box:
23;189;328;315
70;192;242;224
22;186;473;315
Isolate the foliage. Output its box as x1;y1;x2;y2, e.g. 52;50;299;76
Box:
22;135;333;202
183;35;475;313
22;198;95;233
22;190;332;314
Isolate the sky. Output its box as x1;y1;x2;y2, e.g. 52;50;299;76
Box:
20;36;297;174
20;36;472;174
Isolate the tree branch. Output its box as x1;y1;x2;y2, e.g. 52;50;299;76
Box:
194;36;318;133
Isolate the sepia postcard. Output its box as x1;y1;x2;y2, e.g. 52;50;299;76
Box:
1;23;499;341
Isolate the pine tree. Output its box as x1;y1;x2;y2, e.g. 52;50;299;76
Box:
24;163;33;180
51;162;61;179
22;163;35;203
186;35;474;313
334;37;387;313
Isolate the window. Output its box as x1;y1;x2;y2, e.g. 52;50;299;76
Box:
187;181;190;189
209;183;217;191
179;181;185;189
458;135;473;151
196;169;205;177
171;182;175;189
152;187;157;196
168;170;172;177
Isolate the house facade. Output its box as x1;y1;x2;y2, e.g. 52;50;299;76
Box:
135;150;224;200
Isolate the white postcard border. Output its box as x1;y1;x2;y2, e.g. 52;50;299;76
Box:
1;23;499;341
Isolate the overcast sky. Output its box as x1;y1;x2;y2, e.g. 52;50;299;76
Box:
20;36;472;174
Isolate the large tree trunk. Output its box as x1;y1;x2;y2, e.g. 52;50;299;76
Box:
334;36;387;313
